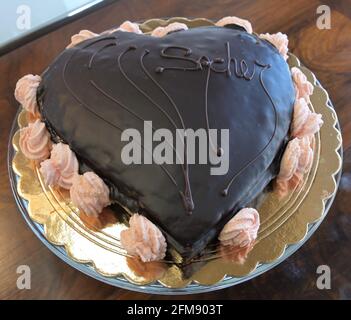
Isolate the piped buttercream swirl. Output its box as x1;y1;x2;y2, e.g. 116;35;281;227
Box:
15;74;41;115
219;208;260;247
259;32;289;60
121;214;167;262
291;67;314;103
297;136;313;174
67;30;98;48
276;137;314;197
151;22;188;37
70;172;110;217
19;119;51;161
278;138;301;181
39;143;79;189
291;98;323;138
118;21;142;34
216;16;252;34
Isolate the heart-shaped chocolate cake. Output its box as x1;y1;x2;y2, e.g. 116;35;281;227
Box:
17;17;322;265
37;20;295;261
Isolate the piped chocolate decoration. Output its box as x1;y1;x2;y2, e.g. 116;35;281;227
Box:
38;26;295;261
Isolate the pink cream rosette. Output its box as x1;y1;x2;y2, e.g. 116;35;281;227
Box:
15;74;41;115
297;136;314;174
151;22;188;37
259;32;289;60
70;172;110;217
291;67;314;103
215;16;253;34
67;30;98;48
120;214;167;262
19;119;51;161
39;143;79;189
276;136;314;197
291;98;323;138
218;208;260;248
278;138;301;181
118;21;142;34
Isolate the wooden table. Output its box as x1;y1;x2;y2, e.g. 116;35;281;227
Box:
0;0;350;300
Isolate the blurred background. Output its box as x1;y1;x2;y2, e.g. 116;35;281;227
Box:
0;0;112;54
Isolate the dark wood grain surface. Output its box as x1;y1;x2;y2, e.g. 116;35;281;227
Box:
0;0;350;300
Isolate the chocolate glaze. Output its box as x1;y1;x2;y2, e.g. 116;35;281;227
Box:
37;26;295;261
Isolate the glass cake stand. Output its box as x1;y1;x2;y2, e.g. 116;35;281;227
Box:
7;99;342;295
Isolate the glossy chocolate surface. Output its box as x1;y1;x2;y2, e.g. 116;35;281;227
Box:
38;26;295;260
